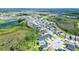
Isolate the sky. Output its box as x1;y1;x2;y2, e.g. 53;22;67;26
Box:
0;0;79;8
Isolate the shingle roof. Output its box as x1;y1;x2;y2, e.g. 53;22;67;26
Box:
76;36;79;41
39;41;46;45
66;44;75;51
38;34;52;41
41;44;47;49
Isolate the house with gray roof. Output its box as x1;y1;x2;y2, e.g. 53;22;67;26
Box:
38;34;52;41
76;36;79;41
66;44;75;51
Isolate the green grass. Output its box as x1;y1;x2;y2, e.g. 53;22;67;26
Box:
47;16;79;36
58;35;65;39
0;19;40;51
77;23;79;29
56;17;79;35
75;48;79;51
0;26;39;51
0;19;17;25
0;20;6;24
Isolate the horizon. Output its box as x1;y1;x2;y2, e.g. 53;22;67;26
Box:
0;8;79;11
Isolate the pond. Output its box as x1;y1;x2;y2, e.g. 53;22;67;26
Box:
0;21;18;28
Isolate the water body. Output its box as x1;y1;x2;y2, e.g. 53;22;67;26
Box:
0;21;18;28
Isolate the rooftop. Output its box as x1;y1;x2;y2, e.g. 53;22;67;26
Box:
40;44;48;49
66;44;75;51
38;34;52;41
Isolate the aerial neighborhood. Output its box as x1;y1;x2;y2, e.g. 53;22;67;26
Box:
0;8;79;51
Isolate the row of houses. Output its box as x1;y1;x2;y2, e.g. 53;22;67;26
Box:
38;34;53;51
26;14;79;51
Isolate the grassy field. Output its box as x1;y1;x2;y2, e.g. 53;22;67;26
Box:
47;16;79;36
0;20;5;24
0;19;40;51
0;25;39;51
0;19;17;24
55;17;79;35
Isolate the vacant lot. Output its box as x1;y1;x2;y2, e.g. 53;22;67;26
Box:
47;16;79;35
0;25;39;51
55;17;79;35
